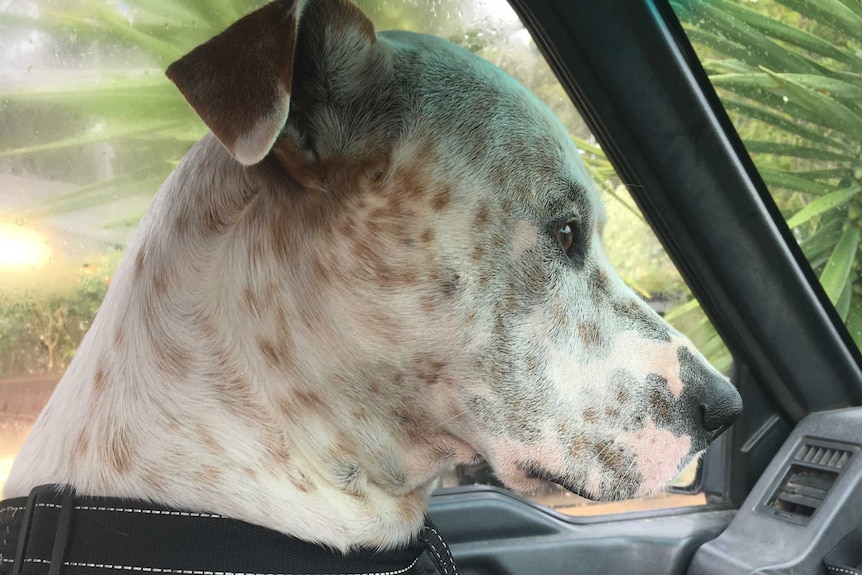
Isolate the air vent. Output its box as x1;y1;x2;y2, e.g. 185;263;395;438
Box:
794;444;852;470
762;439;859;525
767;466;836;520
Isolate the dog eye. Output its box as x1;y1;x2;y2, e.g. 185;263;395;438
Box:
555;221;576;255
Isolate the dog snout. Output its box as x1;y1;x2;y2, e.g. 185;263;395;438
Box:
697;376;743;433
678;347;742;434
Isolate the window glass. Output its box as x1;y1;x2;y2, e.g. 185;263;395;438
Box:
0;0;725;513
670;0;862;353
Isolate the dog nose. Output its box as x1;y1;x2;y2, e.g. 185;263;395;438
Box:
678;347;742;434
698;381;743;433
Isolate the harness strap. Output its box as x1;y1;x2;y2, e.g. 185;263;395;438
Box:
0;486;458;575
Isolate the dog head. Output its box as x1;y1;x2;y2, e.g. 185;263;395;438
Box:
165;0;741;506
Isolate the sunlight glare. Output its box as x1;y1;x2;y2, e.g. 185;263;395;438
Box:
0;223;51;269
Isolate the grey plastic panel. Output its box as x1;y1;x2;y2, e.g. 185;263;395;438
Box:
688;407;862;575
428;487;734;575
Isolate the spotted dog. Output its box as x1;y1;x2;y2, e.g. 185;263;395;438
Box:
6;0;742;552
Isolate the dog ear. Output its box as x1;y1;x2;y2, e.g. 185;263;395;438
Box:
166;0;379;168
166;0;304;166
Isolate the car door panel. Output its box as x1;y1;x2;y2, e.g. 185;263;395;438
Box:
429;488;735;575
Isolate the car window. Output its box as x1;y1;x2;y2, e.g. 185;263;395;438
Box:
670;0;862;354
0;0;726;514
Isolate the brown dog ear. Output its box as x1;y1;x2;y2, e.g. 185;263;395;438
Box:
166;0;306;166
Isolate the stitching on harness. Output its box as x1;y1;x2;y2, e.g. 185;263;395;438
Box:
424;541;448;575
424;528;455;575
33;504;221;519
0;506;24;514
22;557;421;575
827;567;862;575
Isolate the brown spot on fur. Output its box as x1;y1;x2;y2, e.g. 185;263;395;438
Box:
134;248;145;278
578;321;603;348
588;268;611;301
354;406;370;422
93;365;108;394
174;211;191;237
313;258;332;282
472;245;485;263
335;431;358;457
335;216;358;239
420;229;433;244
290;469;315;493
199;464;222;486
554;304;569;330
430;186;452;212
427;266;441;283
73;430;89;457
351;234;393;287
259;338;281;369
113;327;124;347
476;202;490;226
209;365;285;454
371;166;386;185
295;389;325;412
197;312;220;343
583;407;599;424
596;441;628;476
275;394;298;419
107;425;133;474
492;234;504;248
399;268;419;286
152;329;191;377
371;260;397;287
521;259;548;297
195;422;224;455
604;405;621;419
650;388;670;421
569;434;589;459
420;295;437;314
243;466;258;480
365;218;381;236
143;470;166;490
250;233;267;266
265;437;293;469
439;270;458;297
415;355;446;385
243;284;260;315
202;205;225;237
616;387;630;404
153;265;169;296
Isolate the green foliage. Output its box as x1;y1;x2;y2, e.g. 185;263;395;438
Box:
670;0;862;353
0;250;118;377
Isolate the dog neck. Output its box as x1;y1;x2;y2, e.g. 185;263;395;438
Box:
5;136;477;551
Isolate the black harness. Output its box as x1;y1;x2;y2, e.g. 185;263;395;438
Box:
0;486;458;575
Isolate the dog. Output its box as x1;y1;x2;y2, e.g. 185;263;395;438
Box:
5;0;742;554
